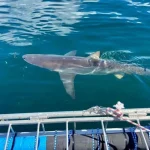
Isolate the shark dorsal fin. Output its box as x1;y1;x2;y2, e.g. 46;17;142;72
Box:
89;51;100;60
65;51;76;56
59;73;76;99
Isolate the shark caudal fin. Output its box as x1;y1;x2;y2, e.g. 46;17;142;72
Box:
59;73;76;99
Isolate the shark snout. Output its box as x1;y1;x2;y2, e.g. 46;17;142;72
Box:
22;54;27;60
22;54;36;64
23;54;30;62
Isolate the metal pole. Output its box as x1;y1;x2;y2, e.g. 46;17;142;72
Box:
35;122;40;150
73;122;76;150
41;123;45;132
4;124;11;150
105;121;108;129
66;121;69;150
137;119;149;150
101;120;109;150
74;122;76;131
10;126;15;133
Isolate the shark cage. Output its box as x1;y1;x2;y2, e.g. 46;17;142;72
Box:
0;102;150;150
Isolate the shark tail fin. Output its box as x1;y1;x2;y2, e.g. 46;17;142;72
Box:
59;73;76;99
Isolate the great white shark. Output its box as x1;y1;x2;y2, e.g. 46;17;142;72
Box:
22;51;150;99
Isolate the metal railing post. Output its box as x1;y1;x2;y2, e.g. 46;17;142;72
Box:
10;126;14;133
35;122;40;150
41;123;45;132
137;119;149;150
66;121;69;150
4;124;11;150
73;122;76;150
101;120;109;150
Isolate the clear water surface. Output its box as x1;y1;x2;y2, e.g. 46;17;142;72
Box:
0;0;150;114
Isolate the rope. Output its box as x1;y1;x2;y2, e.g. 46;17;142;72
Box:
123;128;128;147
34;135;38;150
105;131;110;150
54;130;57;150
92;129;95;150
68;130;72;146
130;127;137;150
146;126;150;141
148;128;150;140
97;128;100;150
106;107;150;132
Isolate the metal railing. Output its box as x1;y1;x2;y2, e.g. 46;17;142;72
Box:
1;107;150;150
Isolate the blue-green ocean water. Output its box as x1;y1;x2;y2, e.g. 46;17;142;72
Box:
0;0;150;114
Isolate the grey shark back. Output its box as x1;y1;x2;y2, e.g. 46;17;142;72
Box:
22;50;150;99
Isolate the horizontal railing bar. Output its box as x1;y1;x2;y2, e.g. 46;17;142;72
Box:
0;108;150;120
0;111;101;119
0;116;150;125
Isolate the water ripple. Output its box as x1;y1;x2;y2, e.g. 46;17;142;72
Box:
0;0;149;47
126;0;150;7
110;16;138;21
0;0;88;46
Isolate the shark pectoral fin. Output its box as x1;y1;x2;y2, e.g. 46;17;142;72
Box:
88;51;100;60
114;73;124;79
59;73;76;99
65;50;76;56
